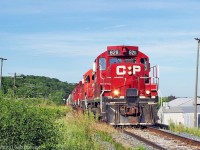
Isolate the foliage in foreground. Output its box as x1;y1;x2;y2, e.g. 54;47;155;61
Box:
169;120;200;137
58;112;134;150
0;97;70;149
0;95;144;149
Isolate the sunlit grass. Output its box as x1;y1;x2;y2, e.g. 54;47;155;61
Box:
169;120;200;137
57;112;104;149
57;111;136;150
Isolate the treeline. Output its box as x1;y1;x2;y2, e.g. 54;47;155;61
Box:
1;75;76;104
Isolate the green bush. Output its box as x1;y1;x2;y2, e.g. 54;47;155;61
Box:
0;98;62;149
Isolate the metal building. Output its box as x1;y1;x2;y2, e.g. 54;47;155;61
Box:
158;98;200;128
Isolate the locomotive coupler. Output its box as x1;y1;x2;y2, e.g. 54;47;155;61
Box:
119;105;140;116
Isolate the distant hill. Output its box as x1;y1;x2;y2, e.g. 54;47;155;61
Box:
1;75;76;104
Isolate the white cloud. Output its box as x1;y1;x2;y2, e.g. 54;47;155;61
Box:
0;30;198;59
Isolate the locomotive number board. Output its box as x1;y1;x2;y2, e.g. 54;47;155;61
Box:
129;50;138;56
108;49;138;56
108;50;120;56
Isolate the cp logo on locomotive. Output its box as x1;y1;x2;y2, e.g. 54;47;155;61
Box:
116;65;141;75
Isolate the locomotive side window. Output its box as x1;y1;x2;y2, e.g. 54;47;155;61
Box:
92;74;95;80
140;58;148;70
110;58;122;64
85;75;90;83
99;58;106;70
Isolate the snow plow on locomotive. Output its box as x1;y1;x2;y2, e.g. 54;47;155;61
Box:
68;45;159;126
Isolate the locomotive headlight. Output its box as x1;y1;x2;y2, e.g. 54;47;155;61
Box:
146;90;150;95
113;89;120;96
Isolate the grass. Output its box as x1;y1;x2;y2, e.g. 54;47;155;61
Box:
169;120;200;137
57;111;136;150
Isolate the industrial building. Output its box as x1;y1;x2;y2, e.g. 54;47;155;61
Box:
158;98;200;128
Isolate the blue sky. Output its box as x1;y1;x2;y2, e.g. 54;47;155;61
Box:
0;0;200;97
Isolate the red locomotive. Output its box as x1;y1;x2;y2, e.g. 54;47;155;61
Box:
69;45;159;125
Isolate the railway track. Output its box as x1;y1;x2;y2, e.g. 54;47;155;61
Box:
123;129;166;150
147;127;200;148
121;127;200;150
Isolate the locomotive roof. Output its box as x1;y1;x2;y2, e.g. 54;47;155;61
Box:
107;45;139;51
95;45;148;59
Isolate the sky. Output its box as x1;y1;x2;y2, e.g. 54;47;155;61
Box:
0;0;200;97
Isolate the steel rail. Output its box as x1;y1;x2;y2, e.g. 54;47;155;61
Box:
147;127;200;147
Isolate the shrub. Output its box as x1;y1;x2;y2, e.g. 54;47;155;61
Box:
0;98;62;149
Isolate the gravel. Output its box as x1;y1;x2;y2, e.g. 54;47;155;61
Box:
111;131;156;150
110;128;200;150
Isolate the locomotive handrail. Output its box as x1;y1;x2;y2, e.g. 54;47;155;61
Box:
100;89;111;112
150;65;159;82
149;65;160;88
139;76;159;84
100;68;104;80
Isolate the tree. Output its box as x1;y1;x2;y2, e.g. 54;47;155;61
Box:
1;75;76;104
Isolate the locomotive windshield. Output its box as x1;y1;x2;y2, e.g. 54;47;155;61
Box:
110;58;122;64
124;58;136;63
110;57;136;64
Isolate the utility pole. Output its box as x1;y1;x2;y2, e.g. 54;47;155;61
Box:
0;58;7;90
9;73;23;97
194;38;200;128
13;73;16;96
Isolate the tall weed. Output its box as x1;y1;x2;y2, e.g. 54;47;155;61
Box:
57;111;134;150
169;120;200;137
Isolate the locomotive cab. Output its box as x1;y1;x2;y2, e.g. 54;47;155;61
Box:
94;46;158;101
